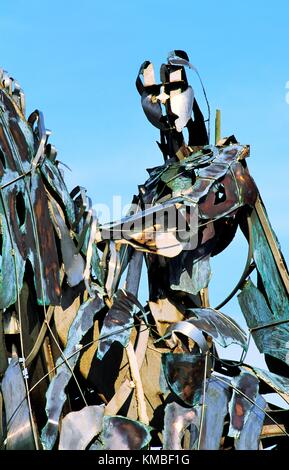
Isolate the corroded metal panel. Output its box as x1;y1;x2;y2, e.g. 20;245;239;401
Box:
250;208;289;320
238;279;289;365
99;416;151;450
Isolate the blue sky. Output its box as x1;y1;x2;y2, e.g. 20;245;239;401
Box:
1;1;289;384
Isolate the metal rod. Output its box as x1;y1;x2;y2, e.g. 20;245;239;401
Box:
215;109;221;145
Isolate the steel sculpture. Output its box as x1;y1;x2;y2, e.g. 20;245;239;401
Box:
0;51;289;451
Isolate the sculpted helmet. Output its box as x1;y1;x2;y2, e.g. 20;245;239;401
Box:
136;50;209;160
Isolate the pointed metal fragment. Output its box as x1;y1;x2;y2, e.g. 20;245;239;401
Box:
163;401;199;450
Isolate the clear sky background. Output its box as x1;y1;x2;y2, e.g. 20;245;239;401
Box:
1;0;289;401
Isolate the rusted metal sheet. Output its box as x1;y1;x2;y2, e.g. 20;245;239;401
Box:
252;367;289;404
40;158;76;228
101;199;191;258
0;125;61;309
0;90;32;171
164;321;209;352
0;175;61;307
254;196;289;292
238;279;272;330
104;241;122;298
30;173;61;304
253;367;289;395
170;254;211;295
199;163;257;219
0;309;8;375
149;298;184;336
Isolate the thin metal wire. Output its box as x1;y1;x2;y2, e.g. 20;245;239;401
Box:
0;170;33;190
194;68;211;143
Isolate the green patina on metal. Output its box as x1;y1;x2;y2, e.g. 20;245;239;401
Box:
251;209;289;320
238;279;289;365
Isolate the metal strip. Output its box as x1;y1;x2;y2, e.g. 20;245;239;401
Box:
166;321;209;353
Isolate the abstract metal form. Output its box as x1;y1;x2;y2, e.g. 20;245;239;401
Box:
0;51;289;451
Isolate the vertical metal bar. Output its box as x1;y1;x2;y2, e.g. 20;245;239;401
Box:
215;109;221;145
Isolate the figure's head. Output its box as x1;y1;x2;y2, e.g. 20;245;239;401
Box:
136;50;209;157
